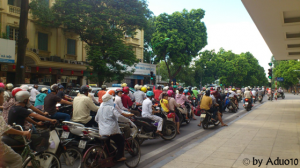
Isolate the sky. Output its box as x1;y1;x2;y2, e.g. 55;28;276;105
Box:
147;0;273;75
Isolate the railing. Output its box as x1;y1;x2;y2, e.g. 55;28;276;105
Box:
9;5;20;15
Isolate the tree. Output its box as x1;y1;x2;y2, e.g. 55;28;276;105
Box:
15;0;30;84
143;16;156;63
152;9;208;84
30;0;151;85
273;59;300;89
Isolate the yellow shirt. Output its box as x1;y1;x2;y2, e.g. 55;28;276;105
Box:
160;99;169;112
200;95;212;110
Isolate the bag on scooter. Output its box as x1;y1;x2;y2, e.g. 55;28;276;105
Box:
194;105;201;116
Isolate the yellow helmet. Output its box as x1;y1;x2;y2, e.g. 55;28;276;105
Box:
232;88;236;91
121;83;127;87
141;87;147;93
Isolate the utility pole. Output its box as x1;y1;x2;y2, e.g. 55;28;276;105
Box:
15;0;29;84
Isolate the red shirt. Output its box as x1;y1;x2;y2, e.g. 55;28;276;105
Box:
122;94;133;108
153;90;163;101
98;90;106;103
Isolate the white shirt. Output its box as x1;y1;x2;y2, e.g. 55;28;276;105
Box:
129;91;135;101
72;94;99;124
229;92;237;98
29;88;40;101
244;91;252;98
134;90;146;104
95;98;121;136
142;98;153;117
252;90;257;96
88;93;99;104
114;95;127;111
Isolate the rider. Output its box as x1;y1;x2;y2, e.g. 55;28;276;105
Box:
167;90;181;134
142;91;163;135
243;87;253;105
29;84;40;105
159;86;168;100
153;85;163;102
72;85;99;127
175;88;195;120
115;89;129;111
133;86;146;104
95;92;127;162
8;89;57;152
98;85;107;104
257;87;264;99
192;87;199;100
229;88;238;108
57;85;73;101
121;87;140;116
211;91;227;126
4;83;13;102
44;84;73;121
34;87;49;110
252;88;257;101
121;83;134;101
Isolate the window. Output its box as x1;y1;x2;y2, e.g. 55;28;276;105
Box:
9;27;19;41
67;39;76;55
38;32;48;51
8;0;21;7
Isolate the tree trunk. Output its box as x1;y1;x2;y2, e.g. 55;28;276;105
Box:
15;0;29;84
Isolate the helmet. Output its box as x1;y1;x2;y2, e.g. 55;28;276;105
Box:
15;90;30;103
20;85;29;91
80;85;89;94
134;84;139;90
167;113;175;118
6;83;13;90
59;85;64;89
205;90;210;95
147;86;151;90
232;88;236;91
137;85;142;90
41;87;48;92
33;84;38;88
107;90;115;96
50;84;59;92
245;87;249;91
163;87;168;91
211;90;215;94
194;87;197;90
12;88;24;97
121;83;127;87
167;90;173;97
101;85;107;90
202;87;206;91
210;87;214;90
179;88;184;92
184;89;188;93
225;91;228;94
0;83;5;88
116;88;123;94
146;91;154;97
141;87;147;93
123;87;129;94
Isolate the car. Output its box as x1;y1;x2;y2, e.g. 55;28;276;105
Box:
106;87;136;95
15;84;50;92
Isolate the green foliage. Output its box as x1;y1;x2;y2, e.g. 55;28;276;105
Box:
273;59;300;89
143;16;156;63
30;0;151;85
194;48;268;87
152;9;207;82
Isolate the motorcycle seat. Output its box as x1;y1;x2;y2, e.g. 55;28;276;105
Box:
1;135;24;147
135;116;153;123
97;136;109;141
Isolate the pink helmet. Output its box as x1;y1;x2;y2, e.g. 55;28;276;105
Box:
0;83;5;88
167;90;173;97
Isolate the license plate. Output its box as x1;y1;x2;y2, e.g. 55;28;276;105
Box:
245;102;248;105
78;140;87;149
200;114;206;118
61;131;70;139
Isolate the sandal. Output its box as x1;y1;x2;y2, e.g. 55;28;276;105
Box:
156;131;163;136
117;157;127;162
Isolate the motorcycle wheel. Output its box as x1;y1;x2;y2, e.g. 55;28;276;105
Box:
282;96;285;99
124;139;141;168
161;123;177;140
59;147;82;168
202;118;209;129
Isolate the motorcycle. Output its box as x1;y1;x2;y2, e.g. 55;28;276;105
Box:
252;96;256;104
277;92;285;99
132;105;177;145
244;98;252;111
237;95;242;102
258;95;262;103
200;109;222;129
191;96;198;107
227;98;237;113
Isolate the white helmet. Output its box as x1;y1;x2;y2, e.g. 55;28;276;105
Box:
134;84;139;90
41;87;48;92
15;90;30;103
20;85;29;91
137;85;142;90
163;87;168;91
245;87;249;91
6;83;13;90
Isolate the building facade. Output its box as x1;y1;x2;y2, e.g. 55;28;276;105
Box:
0;0;146;87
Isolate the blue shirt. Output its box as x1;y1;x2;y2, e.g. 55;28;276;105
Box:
34;93;47;106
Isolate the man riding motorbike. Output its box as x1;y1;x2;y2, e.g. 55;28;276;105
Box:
229;88;238;109
176;88;195;120
133;85;146;104
243;87;253;105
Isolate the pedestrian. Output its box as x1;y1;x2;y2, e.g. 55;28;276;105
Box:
153;86;163;102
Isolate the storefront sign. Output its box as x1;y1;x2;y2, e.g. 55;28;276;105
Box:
126;63;156;76
0;77;6;84
0;38;15;63
1;65;8;71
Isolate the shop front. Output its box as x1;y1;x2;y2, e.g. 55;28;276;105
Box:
124;63;156;88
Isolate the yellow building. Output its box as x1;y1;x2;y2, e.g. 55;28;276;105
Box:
0;0;144;87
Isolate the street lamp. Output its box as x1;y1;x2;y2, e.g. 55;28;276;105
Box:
149;38;170;84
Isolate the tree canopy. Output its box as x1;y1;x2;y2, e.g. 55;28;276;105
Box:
30;0;151;84
152;9;208;83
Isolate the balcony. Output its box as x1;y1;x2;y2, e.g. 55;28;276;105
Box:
8;5;20;15
125;36;140;46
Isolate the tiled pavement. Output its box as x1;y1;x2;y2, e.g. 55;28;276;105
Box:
160;97;300;168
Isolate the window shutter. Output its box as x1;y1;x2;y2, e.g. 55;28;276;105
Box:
67;39;76;55
38;32;48;51
6;25;10;39
8;0;14;5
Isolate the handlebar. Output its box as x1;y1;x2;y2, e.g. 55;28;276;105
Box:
12;123;31;144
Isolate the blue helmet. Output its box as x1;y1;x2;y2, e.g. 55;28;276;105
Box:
184;89;188;93
59;85;64;89
48;89;51;94
146;91;154;97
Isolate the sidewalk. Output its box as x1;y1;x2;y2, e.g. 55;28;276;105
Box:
160;96;300;168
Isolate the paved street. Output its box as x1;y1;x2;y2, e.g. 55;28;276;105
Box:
142;93;299;168
114;94;280;168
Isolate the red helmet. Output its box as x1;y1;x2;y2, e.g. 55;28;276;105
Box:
210;87;214;90
116;88;123;93
210;91;215;95
12;88;24;97
123;87;129;94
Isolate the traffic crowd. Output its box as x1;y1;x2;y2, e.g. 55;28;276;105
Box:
0;81;285;167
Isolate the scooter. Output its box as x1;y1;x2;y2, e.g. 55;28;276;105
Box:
227;98;237;113
244;98;252;111
258;95;262;103
200;108;222;129
252;96;256;104
132;105;177;145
